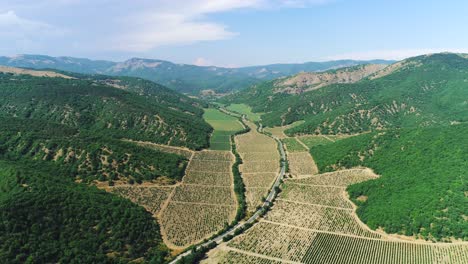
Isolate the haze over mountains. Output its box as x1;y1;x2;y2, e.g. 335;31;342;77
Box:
0;54;394;94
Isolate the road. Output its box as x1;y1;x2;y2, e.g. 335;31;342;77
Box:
169;118;286;264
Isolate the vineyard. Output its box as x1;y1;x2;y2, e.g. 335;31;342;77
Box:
287;152;318;176
235;120;280;211
159;150;237;249
204;168;468;263
204;108;244;150
282;138;307;152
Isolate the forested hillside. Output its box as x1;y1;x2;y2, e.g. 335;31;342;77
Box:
0;70;213;185
0;160;170;263
225;53;468;135
310;124;467;241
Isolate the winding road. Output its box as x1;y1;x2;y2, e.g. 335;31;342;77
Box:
169;116;286;264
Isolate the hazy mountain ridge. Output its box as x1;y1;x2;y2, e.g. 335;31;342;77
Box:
0;54;394;94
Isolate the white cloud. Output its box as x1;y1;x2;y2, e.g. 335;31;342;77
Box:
0;10;63;37
113;12;237;51
111;0;331;52
324;49;468;61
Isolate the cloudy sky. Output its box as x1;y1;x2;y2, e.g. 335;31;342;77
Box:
1;0;468;66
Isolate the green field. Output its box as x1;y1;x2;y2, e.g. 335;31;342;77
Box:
282;138;307;152
226;103;263;122
203;108;244;150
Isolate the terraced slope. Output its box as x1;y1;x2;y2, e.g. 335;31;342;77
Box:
235;121;280;212
204;169;468;264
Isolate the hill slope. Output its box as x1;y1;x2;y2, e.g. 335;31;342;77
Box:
0;68;216;262
0;68;212;185
227;53;468;134
0;54;393;94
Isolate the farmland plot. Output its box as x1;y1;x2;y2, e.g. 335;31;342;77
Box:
287;152;318;176
228;221;318;262
183;171;232;186
280;182;353;209
265;200;380;238
159;150;238;249
301;232;468;264
205;168;468;263
161;203;236;248
235;120;280;211
204;108;244;151
293;168;378;186
204;249;284;264
171;185;236;205
282;137;307;152
242;172;277;187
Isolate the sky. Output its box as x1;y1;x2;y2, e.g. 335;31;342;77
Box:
1;0;468;67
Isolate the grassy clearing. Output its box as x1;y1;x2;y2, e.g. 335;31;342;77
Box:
226;103;263;122
204;108;244;150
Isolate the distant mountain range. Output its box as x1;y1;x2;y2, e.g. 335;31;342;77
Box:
0;54;394;94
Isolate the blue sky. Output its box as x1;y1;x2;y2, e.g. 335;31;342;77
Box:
1;0;467;66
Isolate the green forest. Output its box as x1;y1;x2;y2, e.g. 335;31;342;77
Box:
311;124;468;241
0;159;169;263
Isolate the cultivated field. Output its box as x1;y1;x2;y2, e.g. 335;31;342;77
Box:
280;136;318;177
204;108;244;151
204;168;468;263
235;120;280;211
159;150;237;249
287;152;318;176
282;137;307;152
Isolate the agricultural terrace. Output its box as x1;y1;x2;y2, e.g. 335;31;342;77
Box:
203;108;244;150
282;137;318;177
226;103;263;122
204;168;468;263
160;150;237;249
235;120;280;212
